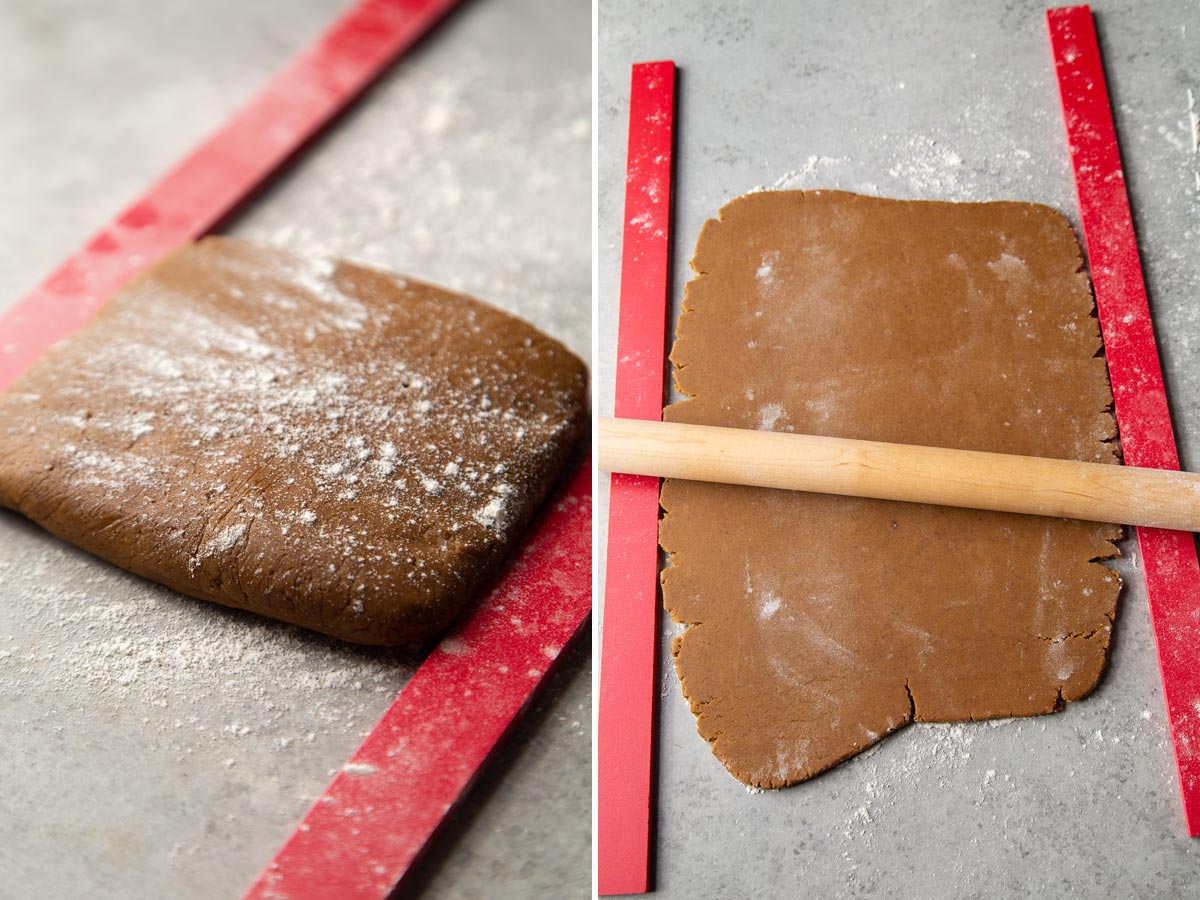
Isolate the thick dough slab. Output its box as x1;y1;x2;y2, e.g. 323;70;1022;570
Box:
0;237;587;645
660;191;1122;788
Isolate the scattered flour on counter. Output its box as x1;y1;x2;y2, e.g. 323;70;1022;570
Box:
799;720;985;850
748;156;849;192
885;135;966;197
0;540;422;751
1188;89;1199;156
743;120;1044;208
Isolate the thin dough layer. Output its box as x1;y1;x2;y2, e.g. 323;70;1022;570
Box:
661;191;1122;788
0;237;588;645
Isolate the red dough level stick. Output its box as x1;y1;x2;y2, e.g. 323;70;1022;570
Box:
0;0;595;893
597;60;677;896
1048;4;1200;835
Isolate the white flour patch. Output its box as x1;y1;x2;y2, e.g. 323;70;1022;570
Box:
473;495;506;530
1044;637;1077;682
204;524;247;556
757;250;781;285
804;396;833;423
1187;88;1199;155
758;590;782;621
758;403;786;431
986;252;1029;282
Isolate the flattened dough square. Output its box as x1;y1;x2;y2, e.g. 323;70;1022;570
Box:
661;191;1122;788
0;237;587;645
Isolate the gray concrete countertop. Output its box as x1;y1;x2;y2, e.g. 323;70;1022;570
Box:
599;2;1200;898
0;1;589;897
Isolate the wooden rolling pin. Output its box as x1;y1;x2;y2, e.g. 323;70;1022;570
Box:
598;416;1200;531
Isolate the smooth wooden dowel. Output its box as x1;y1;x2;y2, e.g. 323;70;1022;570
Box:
598;417;1200;531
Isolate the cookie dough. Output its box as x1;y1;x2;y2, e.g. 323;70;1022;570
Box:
660;191;1122;788
0;237;588;645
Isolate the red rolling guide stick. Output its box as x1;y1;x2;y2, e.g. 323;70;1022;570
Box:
598;60;677;896
1048;4;1200;835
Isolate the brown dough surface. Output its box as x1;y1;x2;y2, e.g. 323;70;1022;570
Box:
661;190;1122;789
0;237;587;645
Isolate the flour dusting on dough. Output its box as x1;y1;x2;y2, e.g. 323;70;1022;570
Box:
758;590;782;621
758;403;786;431
986;252;1029;282
205;524;247;556
757;250;780;286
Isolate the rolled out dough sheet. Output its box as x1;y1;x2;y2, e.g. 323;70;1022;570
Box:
0;237;588;646
660;190;1122;789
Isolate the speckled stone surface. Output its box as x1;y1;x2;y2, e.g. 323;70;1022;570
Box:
0;1;589;897
598;2;1200;897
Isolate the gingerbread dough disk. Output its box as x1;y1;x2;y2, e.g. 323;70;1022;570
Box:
661;191;1122;789
0;237;587;645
